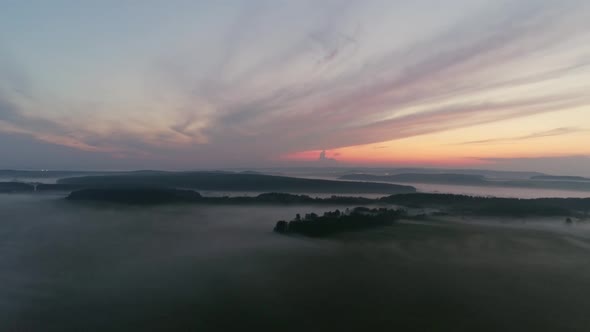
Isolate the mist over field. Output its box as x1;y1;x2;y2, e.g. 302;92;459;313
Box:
2;193;590;331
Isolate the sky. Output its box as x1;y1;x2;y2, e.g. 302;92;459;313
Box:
0;0;589;175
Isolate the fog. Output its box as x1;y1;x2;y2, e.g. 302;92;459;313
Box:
2;194;590;331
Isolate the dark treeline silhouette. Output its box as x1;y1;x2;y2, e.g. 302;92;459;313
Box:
57;171;416;194
6;182;590;219
274;207;405;237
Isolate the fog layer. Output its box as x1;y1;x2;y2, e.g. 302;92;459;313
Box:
2;194;590;331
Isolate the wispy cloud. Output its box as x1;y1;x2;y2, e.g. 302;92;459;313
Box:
193;0;590;155
0;0;589;168
458;127;589;145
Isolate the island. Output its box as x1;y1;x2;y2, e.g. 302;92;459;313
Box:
274;207;405;237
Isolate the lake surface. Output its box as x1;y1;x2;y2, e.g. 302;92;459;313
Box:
2;194;590;331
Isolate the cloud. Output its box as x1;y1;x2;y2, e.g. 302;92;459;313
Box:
0;0;589;169
319;149;338;164
0;87;152;157
458;127;589;145
192;0;590;155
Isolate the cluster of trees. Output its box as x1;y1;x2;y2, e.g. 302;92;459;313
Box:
274;207;405;237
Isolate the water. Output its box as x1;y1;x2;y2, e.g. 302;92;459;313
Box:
2;193;590;331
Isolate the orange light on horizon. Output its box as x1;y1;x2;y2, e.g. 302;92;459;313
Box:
280;148;489;167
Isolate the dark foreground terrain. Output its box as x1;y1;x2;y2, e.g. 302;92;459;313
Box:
2;194;590;331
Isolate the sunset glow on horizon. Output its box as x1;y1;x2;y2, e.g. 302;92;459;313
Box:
1;1;589;175
283;107;590;169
